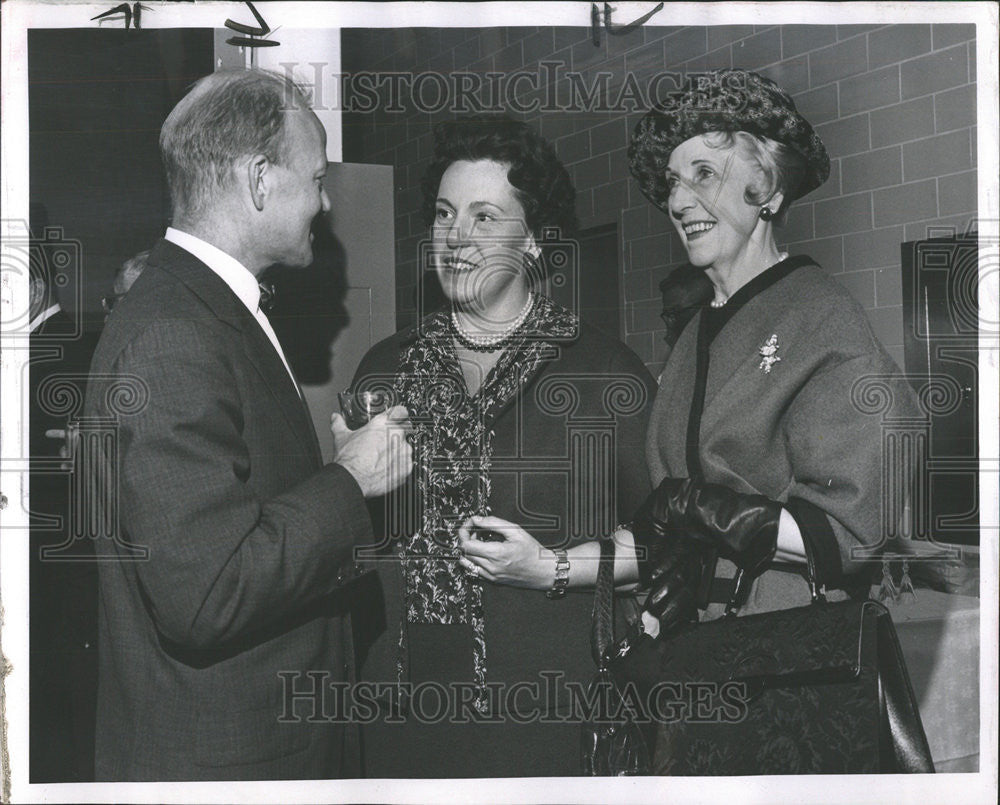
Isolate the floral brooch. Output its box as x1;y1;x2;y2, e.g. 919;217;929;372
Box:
758;334;781;374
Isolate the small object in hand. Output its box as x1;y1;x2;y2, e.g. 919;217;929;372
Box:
472;526;505;542
337;388;387;430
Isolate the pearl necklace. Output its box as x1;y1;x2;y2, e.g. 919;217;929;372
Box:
450;293;536;353
710;252;788;308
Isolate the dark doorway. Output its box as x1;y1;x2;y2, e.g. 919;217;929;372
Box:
900;235;979;547
29;28;214;325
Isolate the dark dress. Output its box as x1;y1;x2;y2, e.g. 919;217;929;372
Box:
351;298;656;777
646;256;921;615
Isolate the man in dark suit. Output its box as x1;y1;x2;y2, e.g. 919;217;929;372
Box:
83;69;412;781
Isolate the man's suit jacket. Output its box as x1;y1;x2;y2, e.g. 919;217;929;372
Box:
84;239;372;781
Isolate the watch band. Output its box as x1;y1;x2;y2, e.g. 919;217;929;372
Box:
546;549;570;599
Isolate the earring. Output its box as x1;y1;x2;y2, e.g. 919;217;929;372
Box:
759;206;774;221
522;250;543;284
876;559;898;604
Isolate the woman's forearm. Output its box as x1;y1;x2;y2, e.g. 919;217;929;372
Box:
557;527;640;590
545;511;800;592
774;507;807;563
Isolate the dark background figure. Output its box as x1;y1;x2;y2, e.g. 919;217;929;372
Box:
261;217;350;385
102;249;150;319
28;206;101;783
658;263;714;354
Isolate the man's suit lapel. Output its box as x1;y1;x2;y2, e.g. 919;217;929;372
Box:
149;240;323;467
239;321;323;466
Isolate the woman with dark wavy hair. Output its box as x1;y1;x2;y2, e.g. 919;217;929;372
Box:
350;116;655;777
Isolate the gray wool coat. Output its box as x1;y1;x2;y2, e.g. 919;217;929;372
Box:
646;256;921;616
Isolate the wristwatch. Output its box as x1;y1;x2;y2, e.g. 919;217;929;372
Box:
545;549;570;599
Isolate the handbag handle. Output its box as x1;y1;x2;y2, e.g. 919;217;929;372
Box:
590;537;616;669
725;545;828;617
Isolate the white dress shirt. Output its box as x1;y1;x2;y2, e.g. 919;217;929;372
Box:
164;227;300;395
29;303;62;333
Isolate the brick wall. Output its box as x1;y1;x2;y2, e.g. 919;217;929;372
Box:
341;24;978;373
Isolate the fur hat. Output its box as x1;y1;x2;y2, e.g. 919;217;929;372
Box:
629;69;830;212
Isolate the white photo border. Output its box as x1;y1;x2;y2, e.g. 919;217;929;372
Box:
1;2;997;803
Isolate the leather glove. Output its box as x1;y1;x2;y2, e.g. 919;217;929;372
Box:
605;535;705;688
630;489;711;638
636;477;780;577
639;535;705;634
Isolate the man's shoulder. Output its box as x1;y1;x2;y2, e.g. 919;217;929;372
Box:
92;263;237;375
105;271;204;335
109;238;249;330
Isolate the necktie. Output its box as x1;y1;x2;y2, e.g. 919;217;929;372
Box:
258;281;276;314
253;281;303;401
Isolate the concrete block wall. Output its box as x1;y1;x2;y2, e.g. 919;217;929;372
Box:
342;24;978;374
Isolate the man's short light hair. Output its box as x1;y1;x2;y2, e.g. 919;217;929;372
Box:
159;69;311;218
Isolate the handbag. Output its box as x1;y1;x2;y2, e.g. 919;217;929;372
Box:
591;551;936;775
579;538;652;775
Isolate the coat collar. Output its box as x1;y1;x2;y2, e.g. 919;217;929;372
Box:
147;239;251;329
147;239;321;465
164;226;262;314
702;255;813;344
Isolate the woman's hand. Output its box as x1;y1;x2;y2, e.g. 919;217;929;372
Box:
456;515;554;590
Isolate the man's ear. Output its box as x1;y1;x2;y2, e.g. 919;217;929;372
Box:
247;154;270;212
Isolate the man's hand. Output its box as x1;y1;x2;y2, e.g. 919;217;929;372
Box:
330;405;413;497
45;427;78;472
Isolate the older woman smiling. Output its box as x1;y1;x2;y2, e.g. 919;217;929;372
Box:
626;69;920;627
466;71;918;641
